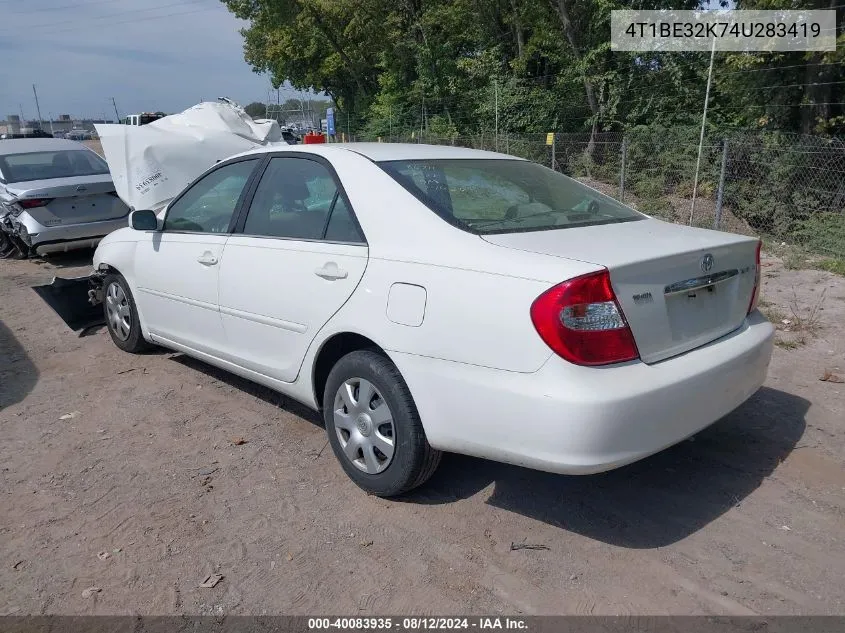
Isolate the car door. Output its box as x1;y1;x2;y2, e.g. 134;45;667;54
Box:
217;155;368;382
134;157;261;354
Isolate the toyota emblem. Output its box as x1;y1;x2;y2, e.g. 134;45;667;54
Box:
700;253;714;273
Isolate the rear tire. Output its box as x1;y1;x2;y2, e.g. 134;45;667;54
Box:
323;350;441;497
103;273;150;353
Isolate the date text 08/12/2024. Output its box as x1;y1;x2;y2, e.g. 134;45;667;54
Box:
307;618;528;630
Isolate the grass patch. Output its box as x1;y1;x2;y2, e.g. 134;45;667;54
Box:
767;288;827;350
774;338;800;350
783;250;810;270
814;258;845;277
759;305;787;325
788;287;826;340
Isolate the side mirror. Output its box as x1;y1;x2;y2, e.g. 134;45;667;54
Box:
130;209;158;231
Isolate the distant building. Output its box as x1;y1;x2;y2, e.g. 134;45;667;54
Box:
0;115;115;136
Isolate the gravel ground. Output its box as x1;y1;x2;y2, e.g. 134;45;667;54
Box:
1;251;844;616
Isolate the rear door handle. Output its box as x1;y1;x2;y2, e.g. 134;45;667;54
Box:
197;252;219;266
315;262;348;280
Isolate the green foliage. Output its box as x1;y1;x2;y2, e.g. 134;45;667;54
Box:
243;101;266;119
815;258;845;277
222;0;845;137
221;0;845;259
794;213;845;259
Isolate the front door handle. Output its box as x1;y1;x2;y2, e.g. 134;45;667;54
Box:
197;251;219;266
315;262;348;280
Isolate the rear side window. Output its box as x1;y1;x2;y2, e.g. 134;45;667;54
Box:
379;159;643;234
0;150;109;183
242;157;364;243
324;197;361;242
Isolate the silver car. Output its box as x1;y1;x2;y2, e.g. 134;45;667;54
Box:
0;138;129;258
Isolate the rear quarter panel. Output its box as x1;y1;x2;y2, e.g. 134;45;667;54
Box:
317;258;556;373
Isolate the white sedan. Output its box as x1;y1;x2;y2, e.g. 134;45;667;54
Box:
89;143;774;496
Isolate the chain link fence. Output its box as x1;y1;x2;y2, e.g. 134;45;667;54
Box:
362;128;845;261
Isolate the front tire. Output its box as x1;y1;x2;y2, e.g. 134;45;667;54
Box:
103;273;149;353
323;350;441;497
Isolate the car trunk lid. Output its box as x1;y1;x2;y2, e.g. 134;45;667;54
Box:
482;218;759;364
6;175;128;225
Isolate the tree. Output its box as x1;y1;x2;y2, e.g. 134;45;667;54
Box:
244;101;267;119
220;0;845;137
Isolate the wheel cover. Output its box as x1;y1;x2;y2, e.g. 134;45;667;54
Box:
105;282;131;341
333;378;396;474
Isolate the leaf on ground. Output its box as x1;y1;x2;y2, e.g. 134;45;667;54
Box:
199;574;223;588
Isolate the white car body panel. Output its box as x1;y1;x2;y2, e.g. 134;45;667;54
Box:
217;236;369;382
135;233;228;354
390;311;772;472
92;143;774;476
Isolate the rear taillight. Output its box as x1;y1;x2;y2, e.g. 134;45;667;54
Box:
747;240;762;315
17;198;53;209
530;270;639;366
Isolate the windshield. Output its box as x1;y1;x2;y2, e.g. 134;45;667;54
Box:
0;150;110;183
378;159;643;234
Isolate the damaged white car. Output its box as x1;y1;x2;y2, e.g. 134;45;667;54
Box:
0;138;129;258
59;141;772;497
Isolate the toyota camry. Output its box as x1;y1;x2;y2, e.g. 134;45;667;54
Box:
82;143;773;496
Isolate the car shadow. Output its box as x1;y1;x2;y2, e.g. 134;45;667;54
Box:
0;319;39;409
168;354;323;427
34;248;95;269
403;386;808;549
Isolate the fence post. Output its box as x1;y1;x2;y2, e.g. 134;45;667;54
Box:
551;133;556;171
619;136;627;202
714;138;728;230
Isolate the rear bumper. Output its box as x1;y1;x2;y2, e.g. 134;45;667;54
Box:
12;213;128;253
392;311;774;474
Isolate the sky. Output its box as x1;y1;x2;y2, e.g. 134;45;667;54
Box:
0;0;316;122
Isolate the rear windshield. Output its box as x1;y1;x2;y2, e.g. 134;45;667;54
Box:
378;159;643;234
0;150;109;183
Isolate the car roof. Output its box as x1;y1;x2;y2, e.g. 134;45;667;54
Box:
0;137;90;155
236;142;523;162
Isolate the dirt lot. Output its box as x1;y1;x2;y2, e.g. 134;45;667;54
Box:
1;251;844;616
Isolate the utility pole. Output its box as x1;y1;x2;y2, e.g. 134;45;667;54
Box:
689;37;717;226
32;85;44;128
306;92;314;128
48;113;55;135
494;79;499;152
420;96;424;142
111;97;120;123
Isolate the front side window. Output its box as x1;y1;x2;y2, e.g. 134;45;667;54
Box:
0;150;110;183
379;159;643;234
164;159;258;233
242;157;363;242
